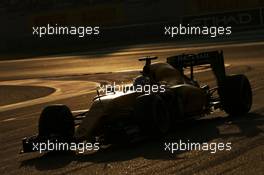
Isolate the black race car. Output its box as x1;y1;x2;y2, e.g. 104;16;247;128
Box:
21;50;252;153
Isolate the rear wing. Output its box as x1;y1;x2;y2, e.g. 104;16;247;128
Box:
167;51;226;85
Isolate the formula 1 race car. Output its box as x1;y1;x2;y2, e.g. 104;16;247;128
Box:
21;50;252;153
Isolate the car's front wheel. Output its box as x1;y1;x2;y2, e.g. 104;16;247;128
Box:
38;104;75;138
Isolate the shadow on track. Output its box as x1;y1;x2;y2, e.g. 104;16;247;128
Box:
20;112;264;171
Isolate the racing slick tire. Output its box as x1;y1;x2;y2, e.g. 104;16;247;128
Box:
134;94;170;136
38;104;75;138
220;74;252;116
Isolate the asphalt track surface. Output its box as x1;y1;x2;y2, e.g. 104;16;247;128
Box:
0;39;263;175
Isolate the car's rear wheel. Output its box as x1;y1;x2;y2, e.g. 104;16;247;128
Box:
38;104;75;138
220;74;252;116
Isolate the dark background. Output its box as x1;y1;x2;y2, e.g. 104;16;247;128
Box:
0;0;263;58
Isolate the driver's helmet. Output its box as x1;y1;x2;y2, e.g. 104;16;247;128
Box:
133;75;151;86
